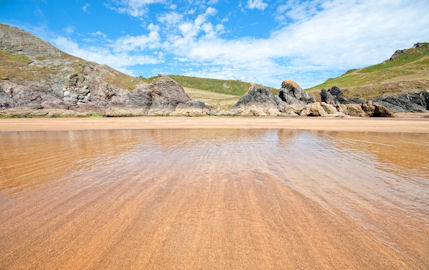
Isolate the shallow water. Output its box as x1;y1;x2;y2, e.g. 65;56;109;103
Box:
0;129;428;269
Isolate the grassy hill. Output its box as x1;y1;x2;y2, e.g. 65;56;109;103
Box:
144;75;278;96
306;43;429;100
141;75;280;109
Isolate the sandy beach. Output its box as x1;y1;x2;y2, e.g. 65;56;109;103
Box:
1;128;428;269
0;116;429;133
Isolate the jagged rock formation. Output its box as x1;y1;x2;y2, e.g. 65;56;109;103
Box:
320;85;427;113
0;23;399;118
231;83;282;116
320;86;362;104
0;23;212;116
231;83;393;117
279;80;315;104
374;91;429;112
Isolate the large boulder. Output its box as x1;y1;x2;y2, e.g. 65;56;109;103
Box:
232;84;281;116
320;86;362;105
362;100;395;117
146;75;191;110
279;80;314;104
299;103;327;117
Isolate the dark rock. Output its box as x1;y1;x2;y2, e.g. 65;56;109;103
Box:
390;49;406;61
374;91;429;112
320;86;360;105
279;80;314;105
372;104;395;117
231;84;281;116
233;84;278;108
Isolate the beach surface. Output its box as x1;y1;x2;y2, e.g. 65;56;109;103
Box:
0;128;428;269
0;116;429;133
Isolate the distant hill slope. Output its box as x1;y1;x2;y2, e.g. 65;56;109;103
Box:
0;24;144;91
307;43;429;100
144;75;278;96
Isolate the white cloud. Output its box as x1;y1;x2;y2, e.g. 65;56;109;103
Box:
157;12;183;26
82;3;91;13
63;26;75;35
46;0;429;88
247;0;268;11
110;0;164;17
53;36;161;72
163;0;429;87
113;30;160;51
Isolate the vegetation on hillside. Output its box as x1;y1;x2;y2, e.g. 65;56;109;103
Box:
0;49;57;83
184;87;240;110
306;43;429;99
143;75;278;96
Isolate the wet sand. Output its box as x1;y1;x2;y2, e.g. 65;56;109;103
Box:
0;116;428;133
0;129;428;269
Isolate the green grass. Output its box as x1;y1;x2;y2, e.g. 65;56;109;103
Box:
144;75;278;96
0;49;59;83
306;44;429;99
184;87;240;110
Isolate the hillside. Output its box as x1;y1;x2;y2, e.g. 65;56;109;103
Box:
143;75;278;96
307;43;429;100
0;24;145;92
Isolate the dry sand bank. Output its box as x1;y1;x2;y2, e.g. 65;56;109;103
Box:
0;116;429;133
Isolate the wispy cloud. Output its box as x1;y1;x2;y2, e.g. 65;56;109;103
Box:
47;0;429;87
53;35;161;73
82;3;91;13
246;0;268;11
109;0;164;17
63;25;74;35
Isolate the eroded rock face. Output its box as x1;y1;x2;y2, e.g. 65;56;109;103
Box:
374;91;429;112
320;86;363;105
0;73;198;115
232;84;281;116
0;24;62;57
0;23;212;116
279;80;315;105
229;83;394;117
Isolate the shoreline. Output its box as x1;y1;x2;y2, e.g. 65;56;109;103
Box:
1;116;428;133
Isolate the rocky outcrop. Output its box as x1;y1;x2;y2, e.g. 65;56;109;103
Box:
361;100;395;117
279;80;315;104
231;84;281;116
374;91;429;112
230;81;395;117
320;86;362;105
0;73;196;115
0;24;62;57
319;84;428;113
0;23;214;116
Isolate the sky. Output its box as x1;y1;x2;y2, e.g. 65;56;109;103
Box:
1;0;429;88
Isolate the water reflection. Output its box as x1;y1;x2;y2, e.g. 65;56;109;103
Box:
0;129;428;269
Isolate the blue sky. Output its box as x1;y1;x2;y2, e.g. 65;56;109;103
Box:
1;0;429;88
